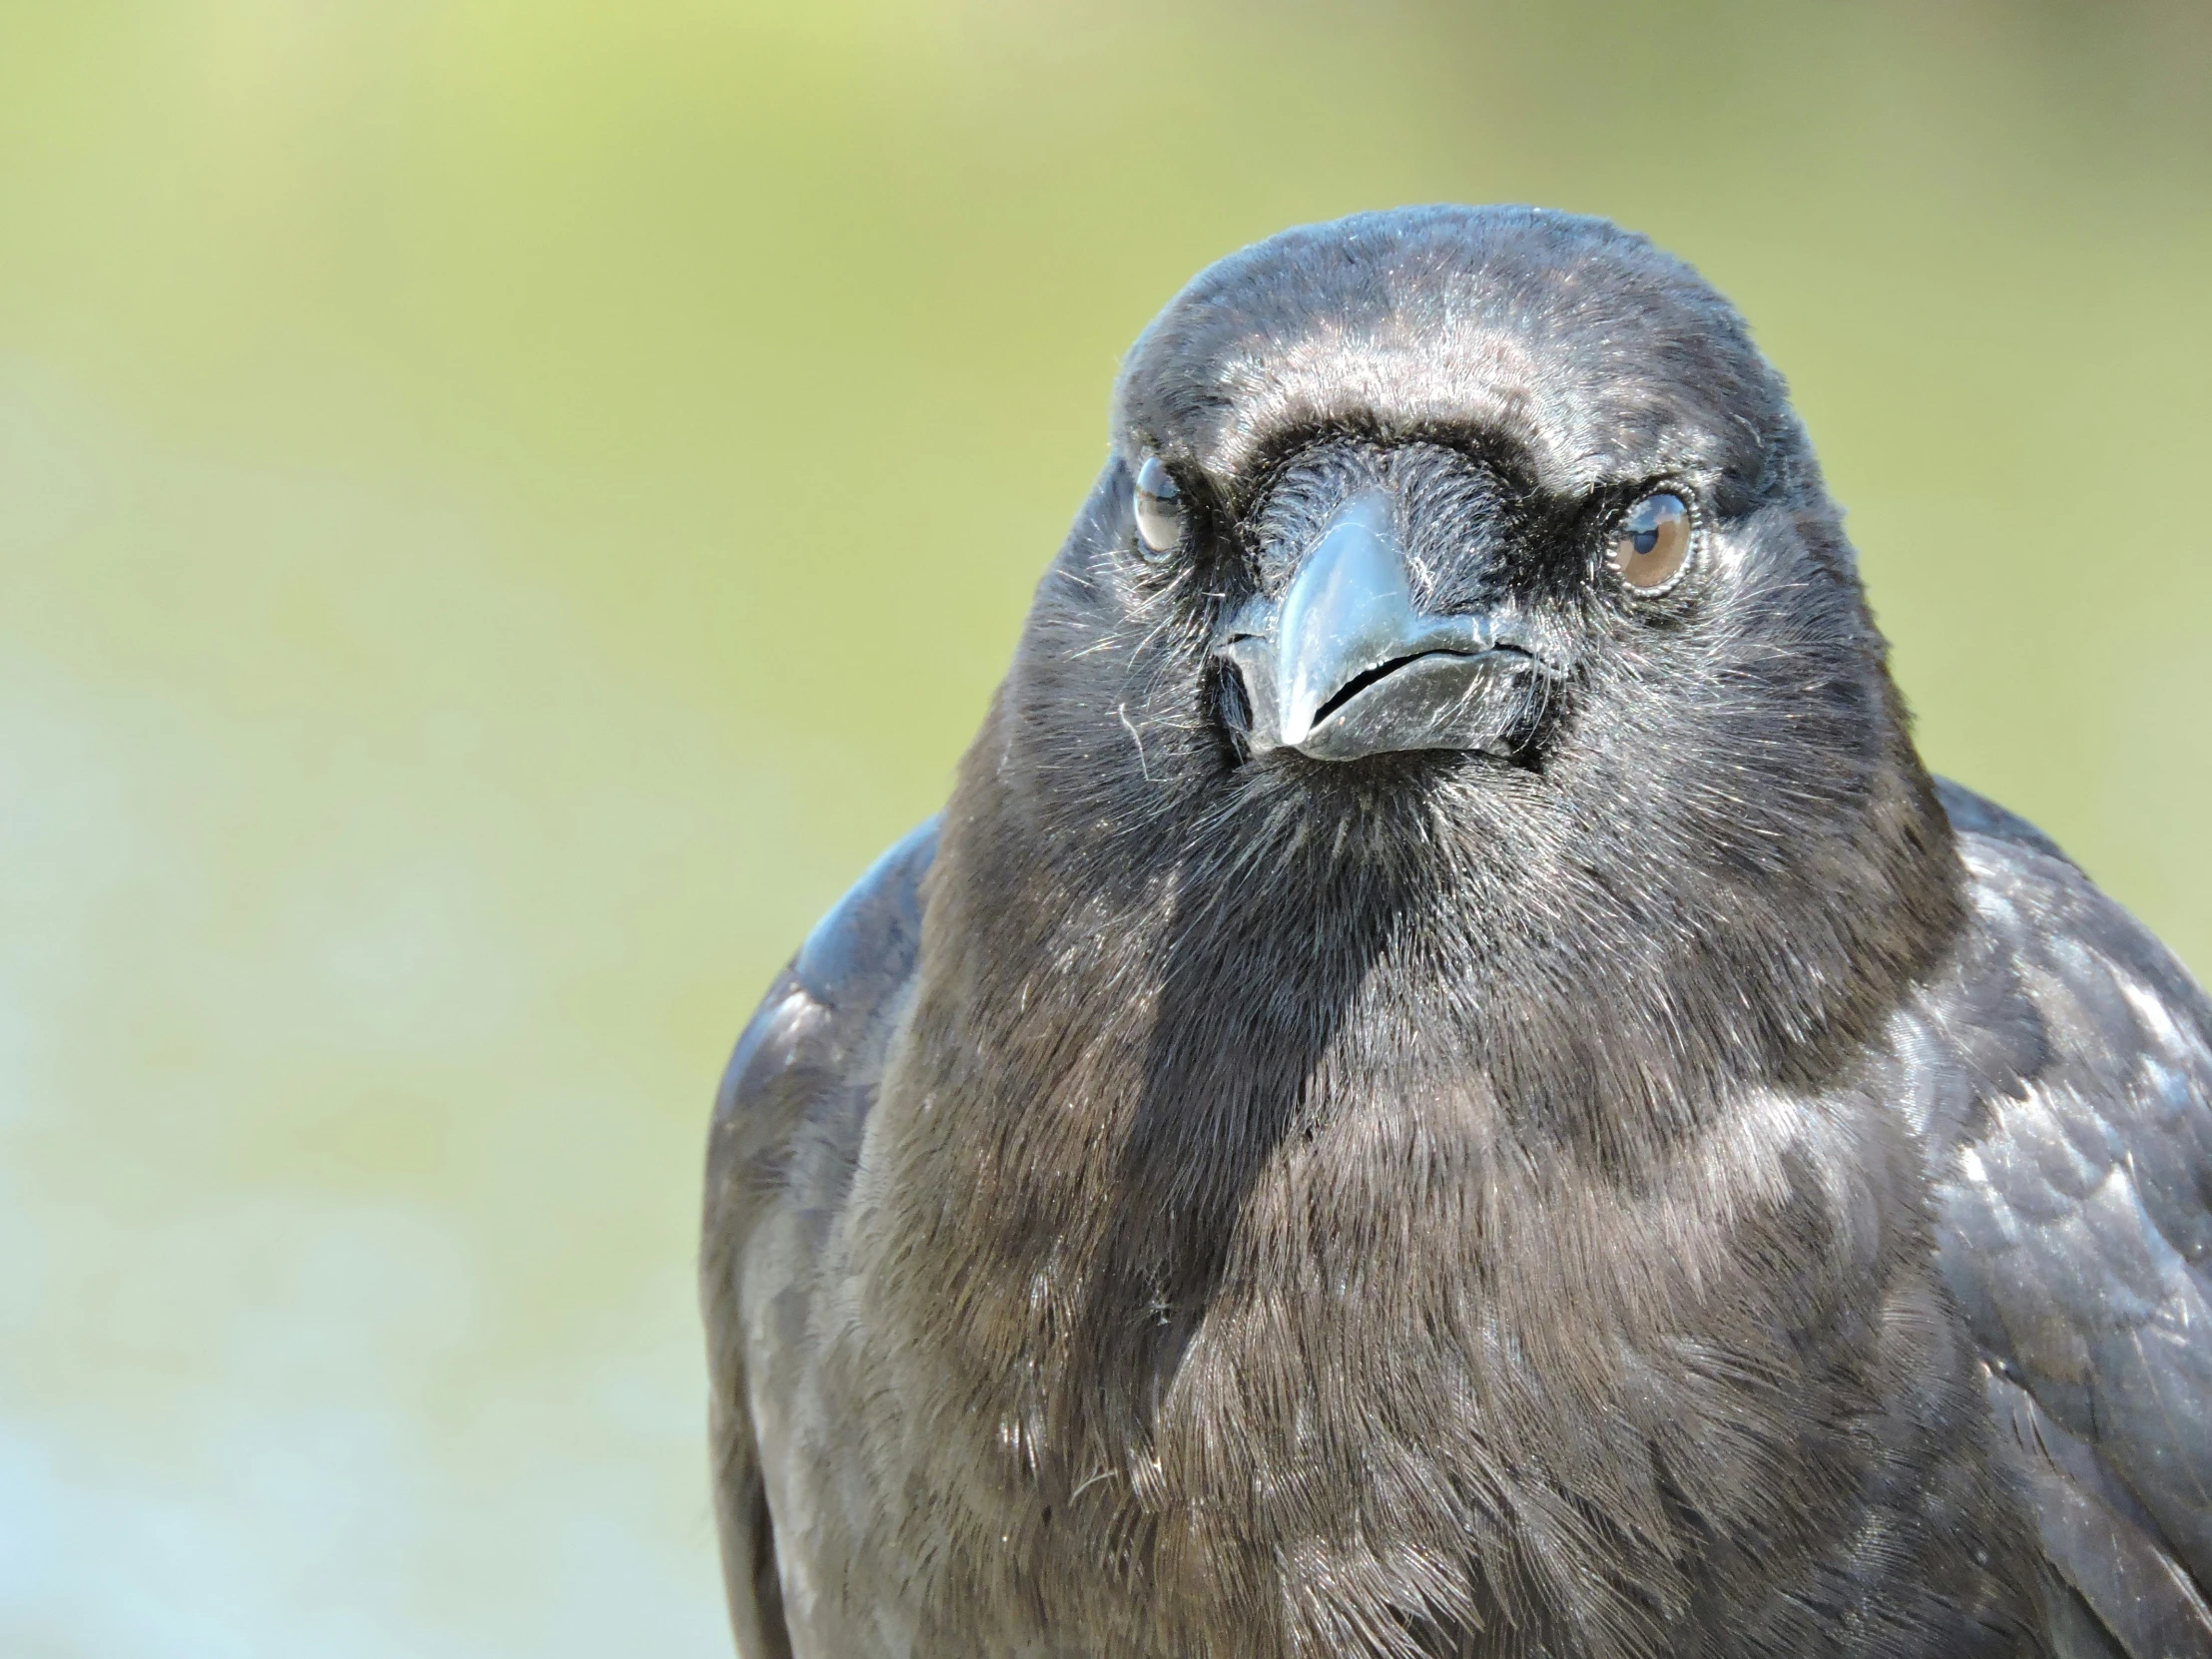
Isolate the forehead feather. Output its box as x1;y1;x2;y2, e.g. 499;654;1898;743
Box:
1114;206;1796;500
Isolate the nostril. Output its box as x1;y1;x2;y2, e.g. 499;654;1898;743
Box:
1213;657;1254;738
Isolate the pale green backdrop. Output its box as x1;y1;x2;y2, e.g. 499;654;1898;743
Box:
1;2;2207;1653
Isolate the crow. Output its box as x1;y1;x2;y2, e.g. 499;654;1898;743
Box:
702;206;2212;1659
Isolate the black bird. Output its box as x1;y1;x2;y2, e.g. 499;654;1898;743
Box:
702;206;2212;1659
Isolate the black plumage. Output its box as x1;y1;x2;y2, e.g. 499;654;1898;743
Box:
702;206;2212;1658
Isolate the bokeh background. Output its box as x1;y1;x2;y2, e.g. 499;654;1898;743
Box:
3;1;2208;1652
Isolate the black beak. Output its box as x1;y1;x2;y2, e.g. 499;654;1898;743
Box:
1212;487;1543;763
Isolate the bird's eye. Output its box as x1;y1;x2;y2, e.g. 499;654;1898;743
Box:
1133;455;1185;559
1608;492;1692;592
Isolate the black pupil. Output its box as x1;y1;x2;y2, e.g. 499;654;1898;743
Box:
1631;528;1658;555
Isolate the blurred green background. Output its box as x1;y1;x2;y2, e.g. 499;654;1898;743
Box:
1;1;2207;1652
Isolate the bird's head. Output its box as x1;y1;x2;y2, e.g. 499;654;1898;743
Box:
960;206;1959;1118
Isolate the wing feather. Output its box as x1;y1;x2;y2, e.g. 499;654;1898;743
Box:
700;818;939;1656
1930;780;2212;1657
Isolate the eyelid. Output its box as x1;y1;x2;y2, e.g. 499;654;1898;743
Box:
1133;453;1187;557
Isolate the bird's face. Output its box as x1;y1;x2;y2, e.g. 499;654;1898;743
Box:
1141;434;1692;771
979;208;1954;1104
1025;210;1878;834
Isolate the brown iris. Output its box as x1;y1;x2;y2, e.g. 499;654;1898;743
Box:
1609;492;1692;591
